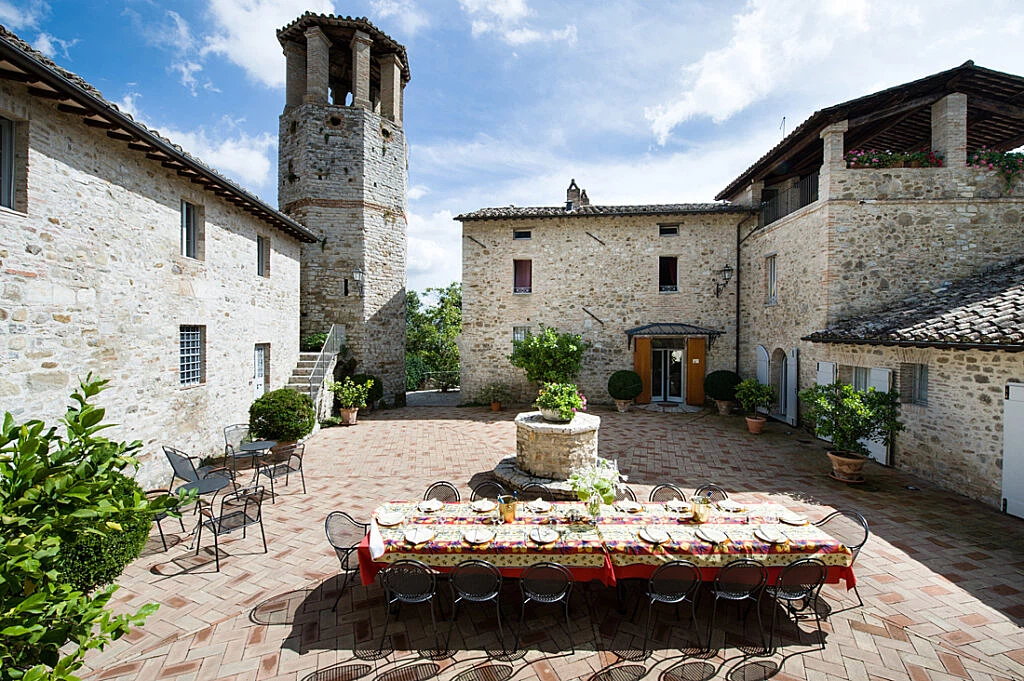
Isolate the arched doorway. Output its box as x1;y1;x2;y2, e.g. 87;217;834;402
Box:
770;347;787;418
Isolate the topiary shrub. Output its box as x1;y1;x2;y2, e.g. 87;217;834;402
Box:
350;373;384;406
57;471;152;593
249;388;316;441
607;370;643;400
704;370;741;402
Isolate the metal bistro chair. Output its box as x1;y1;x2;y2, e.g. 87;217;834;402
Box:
520;482;556;501
765;558;828;654
256;443;306;503
195;485;267;571
325;511;369;612
448;559;505;653
642;560;703;655
146;489;185;551
694;483;730;503
814;510;869;607
470;480;507;501
223;423;251;480
423;481;461;503
514;562;575;653
615;485;638;503
706;559;768;653
650;483;687;503
162;445;233;507
378;559;441;654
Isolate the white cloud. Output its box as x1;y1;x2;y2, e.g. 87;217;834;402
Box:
370;0;430;36
459;0;530;24
201;0;335;89
407;209;461;291
459;0;574;47
32;32;77;60
0;0;47;30
408;184;430;200
172;61;203;95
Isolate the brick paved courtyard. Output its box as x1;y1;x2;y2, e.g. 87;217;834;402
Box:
83;406;1024;681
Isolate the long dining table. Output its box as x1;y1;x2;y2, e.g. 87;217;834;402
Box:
357;499;856;589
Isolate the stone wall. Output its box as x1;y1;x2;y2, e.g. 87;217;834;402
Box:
815;344;1022;507
460;213;745;404
0;80;304;489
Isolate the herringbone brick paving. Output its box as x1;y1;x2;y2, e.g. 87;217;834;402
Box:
82;406;1024;681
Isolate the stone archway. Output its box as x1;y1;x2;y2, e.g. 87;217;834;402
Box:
770;347;787;417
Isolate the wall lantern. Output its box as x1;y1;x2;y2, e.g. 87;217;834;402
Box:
713;264;734;298
352;266;364;295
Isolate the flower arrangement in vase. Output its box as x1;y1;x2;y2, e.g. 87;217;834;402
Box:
568;460;626;518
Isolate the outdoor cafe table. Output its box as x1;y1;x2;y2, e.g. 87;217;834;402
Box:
357;500;856;589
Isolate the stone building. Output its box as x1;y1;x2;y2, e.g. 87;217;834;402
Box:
277;14;409;402
460;62;1024;511
0;27;317;487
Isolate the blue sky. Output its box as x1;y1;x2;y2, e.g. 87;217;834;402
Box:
5;0;1024;291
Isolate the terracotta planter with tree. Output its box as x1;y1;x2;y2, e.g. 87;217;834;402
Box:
327;376;375;426
704;370;741;415
735;378;776;434
478;381;512;411
799;381;904;482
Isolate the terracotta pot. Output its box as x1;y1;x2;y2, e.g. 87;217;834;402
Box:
714;400;733;415
339;407;359;425
745;415;766;434
827;450;867;482
614;399;632;413
490;401;501;412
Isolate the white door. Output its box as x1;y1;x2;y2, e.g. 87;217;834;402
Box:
1003;383;1024;518
254;346;266;400
755;345;770;414
862;368;892;464
785;348;799;426
815;362;837;442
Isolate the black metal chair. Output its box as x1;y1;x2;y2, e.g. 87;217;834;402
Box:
706;559;768;653
146;489;184;551
814;510;869;607
378;559;441;654
223;424;251;479
514;562;574;653
615;485;638;503
642;560;703;655
520;482;556;501
162;445;233;507
256;443;306;503
765;558;828;653
325;511;369;612
195;485;267;571
693;483;729;503
448;559;505;653
470;480;507;501
423;481;461;503
649;483;687;503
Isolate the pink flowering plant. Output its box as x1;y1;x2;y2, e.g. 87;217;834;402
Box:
535;382;587;420
844;148;943;169
967;147;1024;190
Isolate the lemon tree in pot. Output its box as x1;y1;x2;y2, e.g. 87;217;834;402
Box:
607;370;643;412
799;381;904;482
328;376;375;425
735;378;776;434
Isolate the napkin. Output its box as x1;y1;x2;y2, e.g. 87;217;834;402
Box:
368;519;385;560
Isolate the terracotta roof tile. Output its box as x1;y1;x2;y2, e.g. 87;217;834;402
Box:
456;203;752;221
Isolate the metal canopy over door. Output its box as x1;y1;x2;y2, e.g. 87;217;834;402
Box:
862;368;892;464
686;337;706;405
1003;383;1024;518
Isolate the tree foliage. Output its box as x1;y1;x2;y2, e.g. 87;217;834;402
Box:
406;283;461;390
798;381;905;455
508;325;588;384
249;388;316;441
0;377;178;681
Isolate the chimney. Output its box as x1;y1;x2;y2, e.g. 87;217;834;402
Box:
566;179;583;211
579;189;589;206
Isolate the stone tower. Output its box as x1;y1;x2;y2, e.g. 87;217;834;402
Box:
277;14;409;401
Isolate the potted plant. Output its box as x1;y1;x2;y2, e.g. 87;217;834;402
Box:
607;370;643;412
535;382;586;422
478;381;512;411
568;459;626;518
327;376;375;425
704;370;741;415
734;378;776;434
799;381;904;482
249;388;317;445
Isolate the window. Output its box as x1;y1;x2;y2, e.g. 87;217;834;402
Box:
658;256;678;292
0;116;13;209
659;224;679;237
900;363;928;406
181;200;204;260
513;326;530;343
765;254;777;305
513;230;532;240
257;235;270;277
179;325;205;386
513;259;532;294
851;366;870;392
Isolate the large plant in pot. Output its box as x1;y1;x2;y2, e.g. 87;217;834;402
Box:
607;370;643;412
704;370;741;415
327;376;375;425
535;382;586;422
249;388;316;446
799;381;904;482
735;378;776;434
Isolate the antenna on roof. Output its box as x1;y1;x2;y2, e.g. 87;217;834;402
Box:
779;116;786;137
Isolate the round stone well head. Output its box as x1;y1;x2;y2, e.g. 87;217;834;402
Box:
514;410;600;480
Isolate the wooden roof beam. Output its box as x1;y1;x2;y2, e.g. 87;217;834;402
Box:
82;117;114;129
970;96;1024;120
27;84;61;99
848;94;943;129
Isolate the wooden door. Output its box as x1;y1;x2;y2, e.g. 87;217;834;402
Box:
685;337;705;406
633;337;651;404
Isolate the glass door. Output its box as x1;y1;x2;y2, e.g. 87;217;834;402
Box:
651;339;685;403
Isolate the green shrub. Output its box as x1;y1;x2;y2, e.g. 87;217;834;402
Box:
508;325;589;384
320;416;343;427
57;471;151;593
249;388;316;441
300;332;329;352
735;378;776;414
704;370;741;401
607;370;643;400
350;373;384;406
405;352;428;391
799;382;904;455
327;376;375;409
535;383;586;420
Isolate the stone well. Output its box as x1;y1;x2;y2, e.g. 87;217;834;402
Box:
514;411;600;479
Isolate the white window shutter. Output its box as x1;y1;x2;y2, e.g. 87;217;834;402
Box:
756;345;769;384
786;347;799;426
816;361;836;385
862;367;892;464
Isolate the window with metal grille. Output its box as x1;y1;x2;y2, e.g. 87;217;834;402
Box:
257;235;270;277
513;259;532;294
658;256;677;292
0;116;13;209
179;325;205;386
513;326;530;343
900;363;928;406
765;254;777;305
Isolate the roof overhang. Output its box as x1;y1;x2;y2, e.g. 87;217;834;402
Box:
625;322;725;350
802;336;1024;353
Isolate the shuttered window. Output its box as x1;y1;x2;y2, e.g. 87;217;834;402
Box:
900;363;928;406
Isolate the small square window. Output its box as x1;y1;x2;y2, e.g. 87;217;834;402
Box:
513;326;530;343
513;230;532;240
659;256;678;292
257;235;270;277
179;325;206;387
765;254;777;305
513;259;532;294
659;225;679;237
181;200;205;260
900;363;928;406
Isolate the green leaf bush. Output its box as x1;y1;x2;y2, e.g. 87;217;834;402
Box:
799;381;904;455
703;370;741;402
327;376;375;409
508;325;589;384
249;388;316;441
300;332;329;352
607;370;643;401
405;352;428;391
535;382;586;420
350;373;383;406
735;378;776;414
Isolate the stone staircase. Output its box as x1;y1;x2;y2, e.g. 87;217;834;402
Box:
285;352;322;400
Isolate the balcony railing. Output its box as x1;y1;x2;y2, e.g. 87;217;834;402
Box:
760;172;819;227
513;286;532;294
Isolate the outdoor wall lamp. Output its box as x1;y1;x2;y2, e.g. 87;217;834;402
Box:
713;264;734;298
352;266;364;296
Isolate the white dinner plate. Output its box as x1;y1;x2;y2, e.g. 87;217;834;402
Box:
638;527;670;544
617;501;643;513
376;511;405;527
404;528;434;544
755;526;788;544
527;499;552;513
717;499;745;512
418;499;444;513
462;528;495;544
529;527;559;544
695;527;728;544
778;512;808;525
665;499;688;513
470;499;496;513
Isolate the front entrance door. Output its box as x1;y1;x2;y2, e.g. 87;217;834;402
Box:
1003;383;1024;518
254;345;267;400
651;338;685;403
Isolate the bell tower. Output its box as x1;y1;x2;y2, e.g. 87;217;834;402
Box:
277;14;409;402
